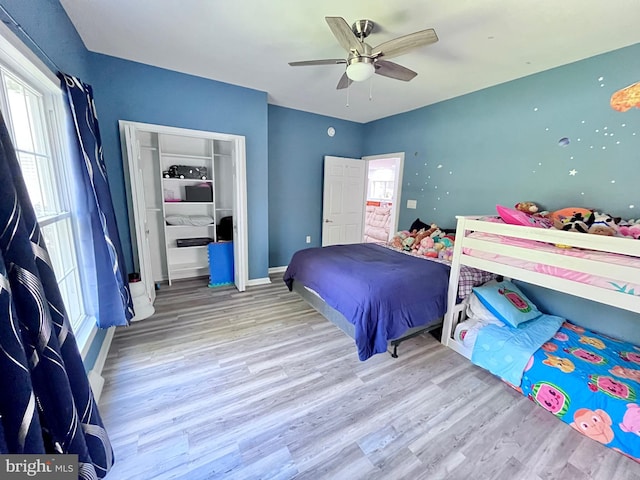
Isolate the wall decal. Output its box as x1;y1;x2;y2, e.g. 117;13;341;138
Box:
610;81;640;112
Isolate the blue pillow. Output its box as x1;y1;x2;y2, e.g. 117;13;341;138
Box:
472;280;541;327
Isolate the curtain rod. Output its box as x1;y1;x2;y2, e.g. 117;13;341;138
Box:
0;5;61;74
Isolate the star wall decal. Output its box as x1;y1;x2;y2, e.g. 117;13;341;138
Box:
569;169;578;176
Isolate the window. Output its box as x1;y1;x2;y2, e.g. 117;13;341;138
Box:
0;38;88;338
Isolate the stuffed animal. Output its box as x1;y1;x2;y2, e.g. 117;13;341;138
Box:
619;220;640;239
558;211;594;233
416;236;435;255
429;227;445;240
402;236;415;250
412;227;436;250
588;212;620;236
515;202;540;214
439;246;454;262
390;231;406;249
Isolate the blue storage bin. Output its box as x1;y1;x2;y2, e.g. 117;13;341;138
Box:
208;241;234;287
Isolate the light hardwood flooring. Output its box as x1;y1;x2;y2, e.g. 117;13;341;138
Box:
99;276;640;480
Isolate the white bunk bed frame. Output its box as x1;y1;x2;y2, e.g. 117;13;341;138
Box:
442;215;640;359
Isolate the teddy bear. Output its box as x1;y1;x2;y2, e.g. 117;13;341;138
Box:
416;236;434;255
515;202;540;214
390;231;406;249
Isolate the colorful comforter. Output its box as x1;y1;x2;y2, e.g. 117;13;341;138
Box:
521;322;640;462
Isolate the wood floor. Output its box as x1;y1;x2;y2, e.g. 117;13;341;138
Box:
99;276;640;480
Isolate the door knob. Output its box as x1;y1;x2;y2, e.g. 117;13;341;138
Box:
324;219;333;223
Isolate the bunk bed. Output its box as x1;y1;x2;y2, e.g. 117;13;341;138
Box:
442;215;640;462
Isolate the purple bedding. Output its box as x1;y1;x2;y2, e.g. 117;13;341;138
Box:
283;243;450;360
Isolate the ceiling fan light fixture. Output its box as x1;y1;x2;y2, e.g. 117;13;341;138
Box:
346;61;374;82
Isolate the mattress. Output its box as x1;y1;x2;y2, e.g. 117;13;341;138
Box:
463;231;640;298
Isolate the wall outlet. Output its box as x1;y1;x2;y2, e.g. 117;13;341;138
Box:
306;235;311;243
407;199;417;209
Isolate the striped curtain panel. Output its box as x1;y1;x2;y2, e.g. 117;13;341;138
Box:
0;111;113;477
59;73;134;328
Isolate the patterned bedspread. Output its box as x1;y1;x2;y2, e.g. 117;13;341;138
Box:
521;321;640;462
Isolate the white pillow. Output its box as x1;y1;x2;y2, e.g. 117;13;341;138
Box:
467;292;505;327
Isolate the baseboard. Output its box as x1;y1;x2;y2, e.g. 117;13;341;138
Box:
268;266;287;274
88;327;115;403
246;277;272;286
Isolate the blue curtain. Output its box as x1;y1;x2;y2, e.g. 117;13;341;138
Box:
0;110;113;477
59;73;134;328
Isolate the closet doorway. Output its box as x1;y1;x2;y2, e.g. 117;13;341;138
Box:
119;121;248;304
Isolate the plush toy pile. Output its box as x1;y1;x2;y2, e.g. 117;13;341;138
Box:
390;223;455;261
506;202;640;239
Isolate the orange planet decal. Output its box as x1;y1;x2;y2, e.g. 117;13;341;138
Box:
610;81;640;112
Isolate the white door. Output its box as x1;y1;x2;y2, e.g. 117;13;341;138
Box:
322;156;367;246
122;124;156;304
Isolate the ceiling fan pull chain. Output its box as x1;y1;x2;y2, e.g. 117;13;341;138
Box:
369;77;373;101
346;83;350;107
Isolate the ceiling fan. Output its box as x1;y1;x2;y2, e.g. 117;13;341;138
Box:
289;17;438;89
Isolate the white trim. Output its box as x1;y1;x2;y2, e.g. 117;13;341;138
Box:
88;327;115;404
268;266;287;274
77;320;98;359
0;20;58;90
246;277;272;286
87;370;105;403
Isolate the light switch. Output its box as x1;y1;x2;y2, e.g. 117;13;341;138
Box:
407;199;417;209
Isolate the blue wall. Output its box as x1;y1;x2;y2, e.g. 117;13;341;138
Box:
268;105;365;267
88;53;270;280
362;43;640;338
364;43;640;232
0;0;91;80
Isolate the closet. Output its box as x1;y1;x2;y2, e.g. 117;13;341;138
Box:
120;121;248;304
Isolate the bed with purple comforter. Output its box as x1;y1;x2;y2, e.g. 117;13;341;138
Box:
283;243;451;360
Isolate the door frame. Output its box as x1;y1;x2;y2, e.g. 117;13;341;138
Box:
363;152;405;241
119;120;248;294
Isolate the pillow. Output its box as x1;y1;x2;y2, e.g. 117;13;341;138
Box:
410;218;429;232
496;205;553;228
472;280;541;327
466;292;505;327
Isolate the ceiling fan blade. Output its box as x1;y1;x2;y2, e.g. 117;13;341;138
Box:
374;60;417;81
373;28;438;60
336;72;353;90
289;59;347;67
325;16;363;54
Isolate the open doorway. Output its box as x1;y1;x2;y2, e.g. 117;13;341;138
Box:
362;153;404;243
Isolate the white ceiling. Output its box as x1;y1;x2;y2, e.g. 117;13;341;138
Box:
60;0;640;124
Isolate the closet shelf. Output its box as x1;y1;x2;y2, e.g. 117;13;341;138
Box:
161;152;212;161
